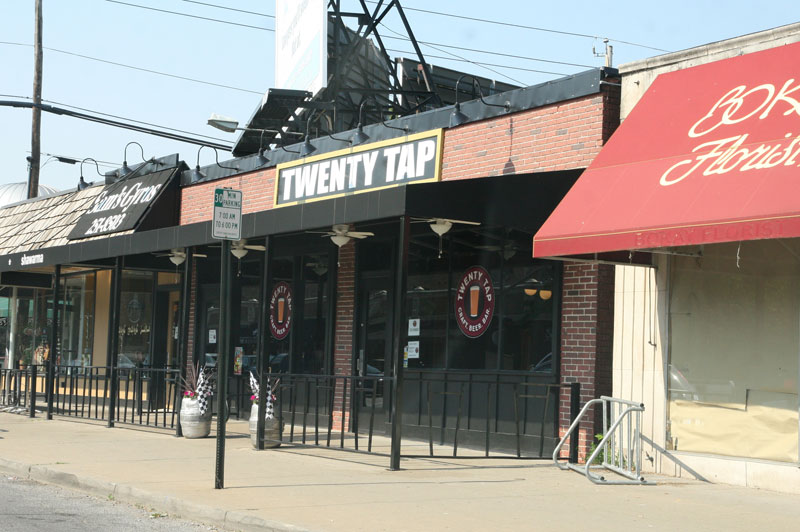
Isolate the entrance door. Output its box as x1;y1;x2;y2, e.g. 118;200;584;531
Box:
356;275;393;433
148;287;179;410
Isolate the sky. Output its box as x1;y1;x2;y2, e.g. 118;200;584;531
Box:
1;0;798;192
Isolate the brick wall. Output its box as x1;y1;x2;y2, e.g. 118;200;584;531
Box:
441;95;609;181
331;240;355;431
180;168;275;225
558;263;615;460
178;91;616;225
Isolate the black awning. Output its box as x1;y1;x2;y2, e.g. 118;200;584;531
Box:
0;170;579;273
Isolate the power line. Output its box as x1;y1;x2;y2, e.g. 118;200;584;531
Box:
1;96;233;150
368;1;670;53
103;0;274;32
0;41;263;96
386;48;568;77
380;24;523;85
178;0;273;18
383;32;595;69
102;0;595;72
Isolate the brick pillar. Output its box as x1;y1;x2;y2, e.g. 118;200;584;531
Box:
558;262;614;461
332;241;355;431
186;260;198;369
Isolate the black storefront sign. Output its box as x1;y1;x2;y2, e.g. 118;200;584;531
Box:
68;168;175;240
275;129;443;206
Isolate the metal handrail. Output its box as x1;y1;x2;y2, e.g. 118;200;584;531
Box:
553;395;652;485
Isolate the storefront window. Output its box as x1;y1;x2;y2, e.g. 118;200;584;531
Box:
14;288;52;368
500;262;556;372
407;242;448;369
0;288;10;368
268;257;293;373
404;228;558;373
118;270;153;367
668;240;800;462
60;273;96;367
298;254;330;374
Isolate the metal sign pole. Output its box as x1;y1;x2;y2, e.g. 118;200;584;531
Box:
214;239;231;489
211;187;242;490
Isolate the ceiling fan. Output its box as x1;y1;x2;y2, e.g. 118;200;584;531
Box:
309;224;374;248
411;217;481;257
153;248;208;266
230;238;267;259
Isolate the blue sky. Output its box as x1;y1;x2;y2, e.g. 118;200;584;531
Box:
1;0;798;191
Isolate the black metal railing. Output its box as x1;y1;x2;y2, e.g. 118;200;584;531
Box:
402;370;580;459
50;364;180;430
1;366;46;415
3;364;579;463
263;373;392;455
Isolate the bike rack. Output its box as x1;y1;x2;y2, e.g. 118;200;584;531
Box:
553;396;652;485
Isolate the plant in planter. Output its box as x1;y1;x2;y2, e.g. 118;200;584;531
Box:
248;371;282;448
179;365;216;439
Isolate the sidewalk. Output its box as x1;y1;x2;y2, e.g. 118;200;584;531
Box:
0;412;798;532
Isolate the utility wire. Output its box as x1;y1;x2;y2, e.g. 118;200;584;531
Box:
102;0;593;71
0;41;263;96
103;0;274;32
1;95;233;149
386;48;568;77
380;24;524;85
179;0;274;18
383;32;595;69
37;151;119;168
366;0;670;53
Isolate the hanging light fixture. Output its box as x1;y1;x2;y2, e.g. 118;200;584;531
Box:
539;290;553;301
524;288;538;297
120;141;145;178
77;158;103;191
449;75;511;128
429;219;453;258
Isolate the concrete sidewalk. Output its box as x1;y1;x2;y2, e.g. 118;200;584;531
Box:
0;412;797;532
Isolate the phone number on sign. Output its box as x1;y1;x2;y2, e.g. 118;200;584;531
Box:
84;213;126;235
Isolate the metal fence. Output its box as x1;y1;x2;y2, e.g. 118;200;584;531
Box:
2;365;580;464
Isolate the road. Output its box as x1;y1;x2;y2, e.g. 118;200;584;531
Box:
0;476;223;532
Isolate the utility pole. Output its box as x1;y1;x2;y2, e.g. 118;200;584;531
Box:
29;0;43;199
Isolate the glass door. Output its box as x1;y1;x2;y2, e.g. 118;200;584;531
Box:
356;275;393;433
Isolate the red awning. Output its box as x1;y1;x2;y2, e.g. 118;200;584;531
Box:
533;41;800;258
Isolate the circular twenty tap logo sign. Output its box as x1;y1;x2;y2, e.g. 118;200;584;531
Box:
269;282;293;340
454;266;495;338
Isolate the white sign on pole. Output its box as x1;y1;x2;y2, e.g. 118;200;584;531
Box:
212;188;242;240
274;0;328;96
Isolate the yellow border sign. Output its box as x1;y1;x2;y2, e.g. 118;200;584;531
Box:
274;129;443;207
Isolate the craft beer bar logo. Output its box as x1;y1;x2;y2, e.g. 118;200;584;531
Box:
269;281;293;340
454;266;495;338
661;79;800;186
274;129;443;206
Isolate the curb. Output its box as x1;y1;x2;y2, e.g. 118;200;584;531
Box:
0;458;311;532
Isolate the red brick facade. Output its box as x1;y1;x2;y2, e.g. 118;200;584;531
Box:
178;90;618;225
558;263;615;460
332;241;355;431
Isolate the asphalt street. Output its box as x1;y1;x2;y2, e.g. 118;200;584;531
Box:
0;475;225;532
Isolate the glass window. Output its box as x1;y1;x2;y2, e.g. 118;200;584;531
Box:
403;227;559;374
0;288;10;368
447;236;501;370
268;257;293;373
407;240;449;369
500;262;556;372
668;240;799;462
14;288;52;368
118;270;153;367
297;254;330;374
60;273;96;368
